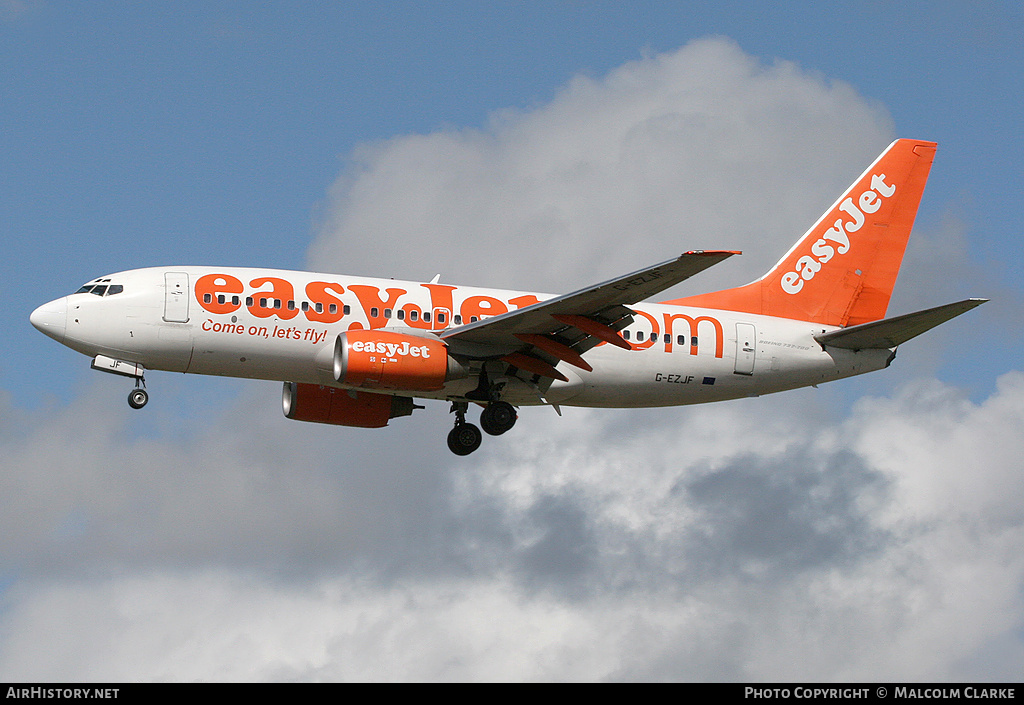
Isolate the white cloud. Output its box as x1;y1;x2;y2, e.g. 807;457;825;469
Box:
3;38;1018;681
309;37;894;296
2;373;1022;680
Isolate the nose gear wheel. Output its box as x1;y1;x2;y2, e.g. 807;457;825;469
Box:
128;387;149;409
127;376;148;409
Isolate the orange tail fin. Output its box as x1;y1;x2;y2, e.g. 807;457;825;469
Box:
664;139;937;326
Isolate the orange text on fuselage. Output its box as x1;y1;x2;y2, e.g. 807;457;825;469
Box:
195;273;542;330
195;273;723;357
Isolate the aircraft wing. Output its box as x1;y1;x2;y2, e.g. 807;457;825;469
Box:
441;250;737;378
814;298;988;351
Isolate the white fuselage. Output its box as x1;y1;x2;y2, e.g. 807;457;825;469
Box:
33;266;894;408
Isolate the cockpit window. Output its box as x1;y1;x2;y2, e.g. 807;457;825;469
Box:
74;283;123;296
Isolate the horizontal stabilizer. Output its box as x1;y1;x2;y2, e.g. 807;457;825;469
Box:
814;299;988;350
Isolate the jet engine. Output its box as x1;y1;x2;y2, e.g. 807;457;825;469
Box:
282;381;416;428
334;330;466;392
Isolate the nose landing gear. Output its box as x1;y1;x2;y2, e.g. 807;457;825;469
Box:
89;355;150;410
127;378;148;409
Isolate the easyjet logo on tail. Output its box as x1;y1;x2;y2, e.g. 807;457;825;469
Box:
780;173;896;295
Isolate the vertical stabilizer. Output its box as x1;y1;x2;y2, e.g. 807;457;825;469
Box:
664;139;937;326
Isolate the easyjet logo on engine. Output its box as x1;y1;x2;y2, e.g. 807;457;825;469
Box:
337;330;463;392
350;339;432;358
780;173;896;295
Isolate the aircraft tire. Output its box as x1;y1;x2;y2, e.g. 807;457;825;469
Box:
128;388;149;410
480;401;517;436
447;423;482;455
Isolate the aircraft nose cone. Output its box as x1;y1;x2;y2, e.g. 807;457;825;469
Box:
30;297;68;343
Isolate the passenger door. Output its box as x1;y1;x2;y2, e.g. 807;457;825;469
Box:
734;322;756;375
163;272;190;323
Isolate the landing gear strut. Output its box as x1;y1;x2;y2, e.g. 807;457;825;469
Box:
447;401;482;456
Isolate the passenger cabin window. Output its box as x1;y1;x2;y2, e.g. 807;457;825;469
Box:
343;305;350;315
301;301;310;312
370;307;379;318
454;315;463;325
329;303;337;314
409;310;418;321
397;309;406;321
384;308;392;319
204;293;213;304
437;312;446;324
423;311;431;323
623;330;631;341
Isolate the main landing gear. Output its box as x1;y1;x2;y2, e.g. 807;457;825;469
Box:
447;400;518;456
480;401;517;436
447;401;481;455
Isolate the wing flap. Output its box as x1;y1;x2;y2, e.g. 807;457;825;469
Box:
814;299;988;350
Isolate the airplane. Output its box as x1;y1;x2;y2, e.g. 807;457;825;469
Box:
30;139;986;455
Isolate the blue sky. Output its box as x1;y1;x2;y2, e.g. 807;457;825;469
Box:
2;1;1023;682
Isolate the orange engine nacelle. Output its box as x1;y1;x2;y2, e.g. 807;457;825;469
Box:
334;330;466;392
282;382;416;428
